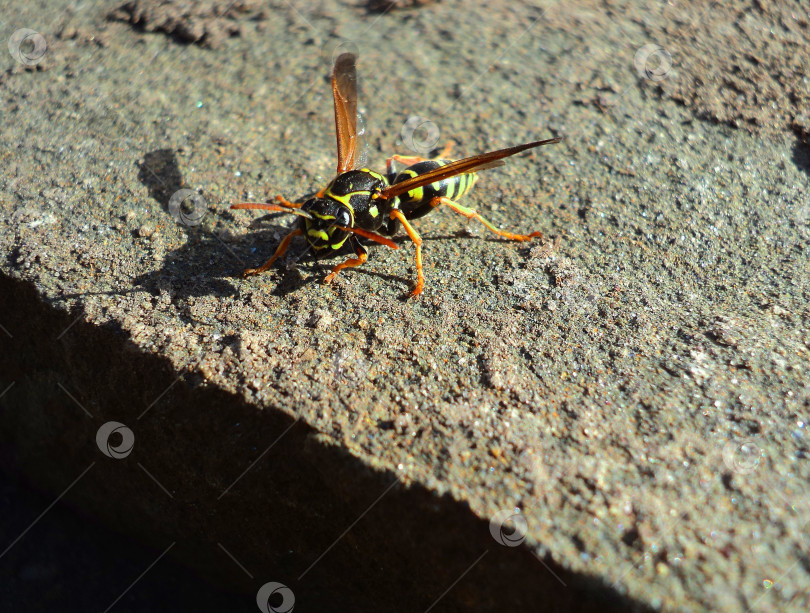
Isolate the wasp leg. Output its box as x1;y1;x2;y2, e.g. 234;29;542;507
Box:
435;140;455;159
275;195;302;208
385;141;456;174
390;209;424;297
324;238;368;284
274;192;329;207
430;196;542;241
243;228;302;276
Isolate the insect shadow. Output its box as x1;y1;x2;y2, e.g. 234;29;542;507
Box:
60;150;239;311
131;149;261;312
792;137;810;177
138;149;184;208
131;149;369;312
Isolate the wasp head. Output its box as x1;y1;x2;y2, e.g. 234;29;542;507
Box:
300;197;353;251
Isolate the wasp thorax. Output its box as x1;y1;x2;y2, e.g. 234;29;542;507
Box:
301;197;353;250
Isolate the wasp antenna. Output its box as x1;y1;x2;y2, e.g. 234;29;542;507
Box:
231;202;313;219
288;243;313;267
284;208;313;220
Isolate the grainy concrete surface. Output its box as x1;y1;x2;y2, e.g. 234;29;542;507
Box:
1;1;809;611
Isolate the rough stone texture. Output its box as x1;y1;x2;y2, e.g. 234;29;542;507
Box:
107;0;261;49
566;0;810;138
1;0;809;612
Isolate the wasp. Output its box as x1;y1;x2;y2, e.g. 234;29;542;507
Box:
232;53;561;297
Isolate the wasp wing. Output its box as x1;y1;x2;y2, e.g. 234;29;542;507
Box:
332;52;359;174
378;137;562;201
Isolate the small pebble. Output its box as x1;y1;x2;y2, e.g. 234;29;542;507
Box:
309;308;333;330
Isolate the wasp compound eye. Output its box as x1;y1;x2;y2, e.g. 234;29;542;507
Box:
336;208;352;227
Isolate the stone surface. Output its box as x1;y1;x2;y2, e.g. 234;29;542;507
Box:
1;1;809;611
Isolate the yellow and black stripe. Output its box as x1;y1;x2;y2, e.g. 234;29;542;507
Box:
393;159;478;220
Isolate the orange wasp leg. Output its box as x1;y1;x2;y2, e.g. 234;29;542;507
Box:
274;194;302;208
337;226;398;249
390;209;425;297
385;142;455;174
242;228;303;276
430;197;542;241
324;243;368;284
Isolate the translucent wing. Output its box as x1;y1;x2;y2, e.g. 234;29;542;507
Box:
353;109;370;169
332;52;359;174
379;137;562;200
